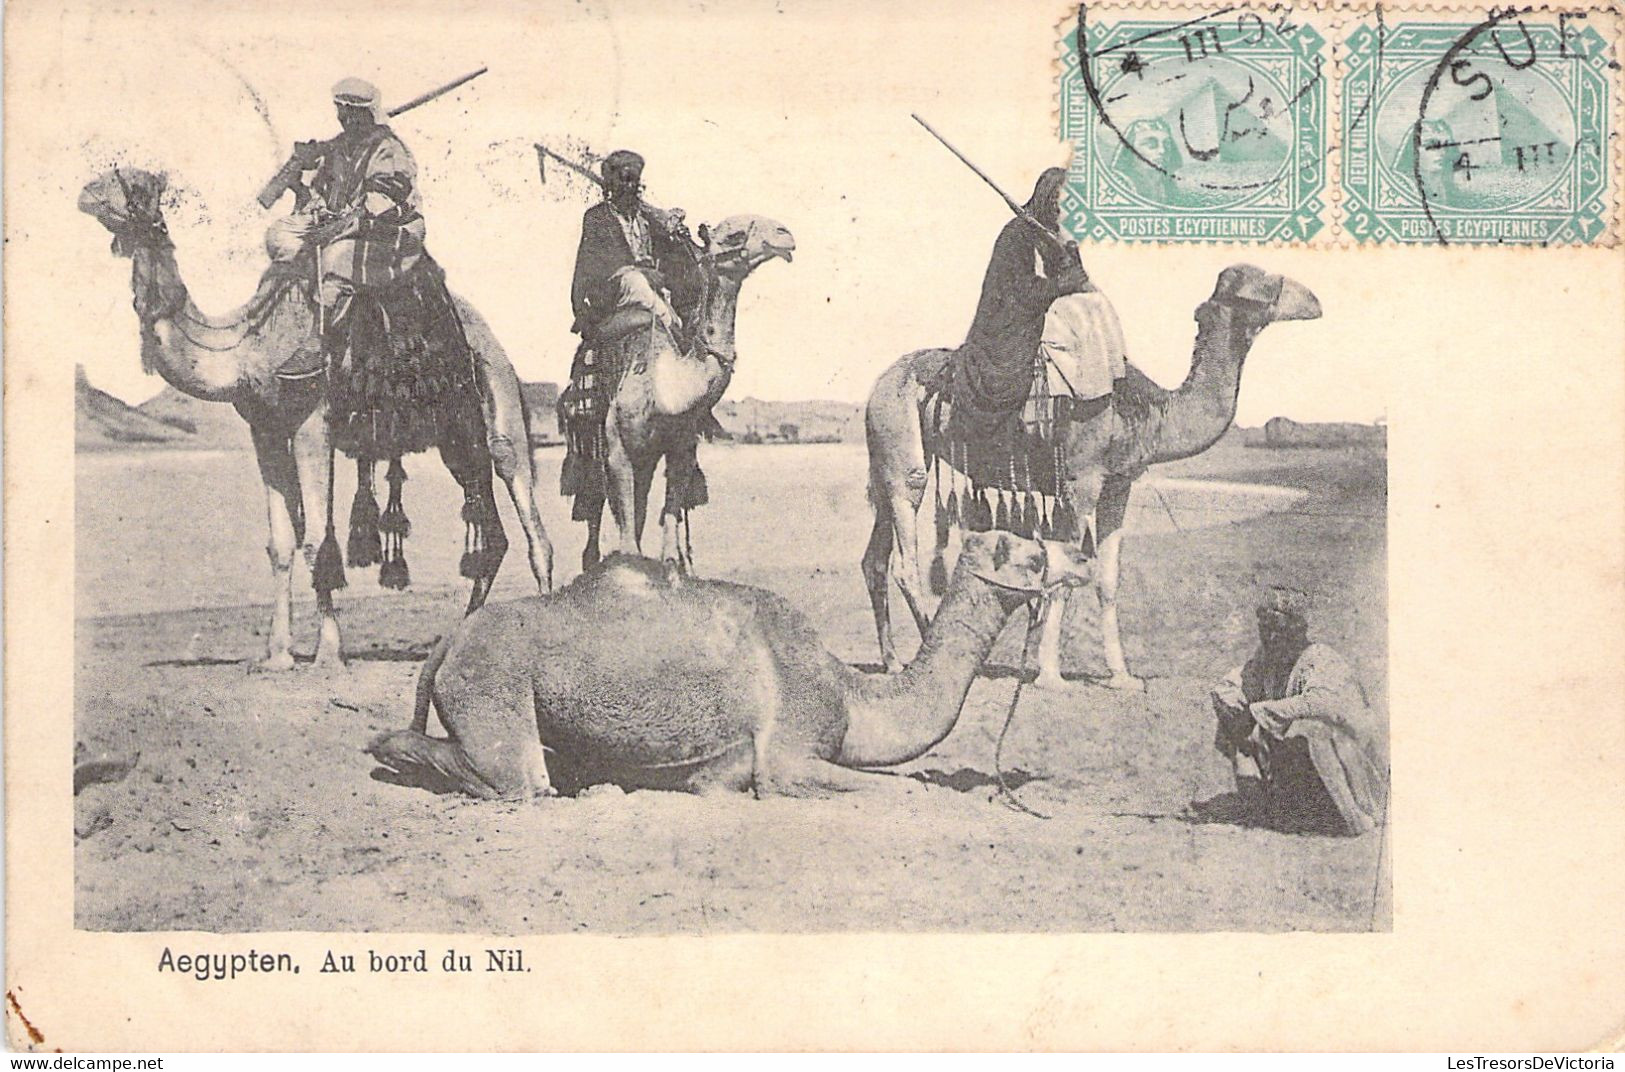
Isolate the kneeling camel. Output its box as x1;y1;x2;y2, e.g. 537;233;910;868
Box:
368;531;1090;799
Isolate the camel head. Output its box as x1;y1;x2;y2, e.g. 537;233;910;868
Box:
955;530;1093;599
79;169;174;258
703;215;796;278
1203;264;1322;328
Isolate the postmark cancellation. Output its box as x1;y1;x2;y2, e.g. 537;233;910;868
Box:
1057;2;1622;246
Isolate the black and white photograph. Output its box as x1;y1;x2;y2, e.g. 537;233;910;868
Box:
5;0;1622;1054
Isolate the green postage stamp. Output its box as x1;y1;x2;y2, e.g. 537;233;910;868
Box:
1059;4;1621;245
1341;11;1618;245
1059;3;1332;243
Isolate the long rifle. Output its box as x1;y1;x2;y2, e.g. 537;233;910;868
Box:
533;142;680;231
910;113;1071;256
257;67;489;209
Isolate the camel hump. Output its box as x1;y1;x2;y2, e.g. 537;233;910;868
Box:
586;553;682;595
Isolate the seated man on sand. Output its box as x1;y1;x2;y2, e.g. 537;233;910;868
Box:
1209;587;1388;836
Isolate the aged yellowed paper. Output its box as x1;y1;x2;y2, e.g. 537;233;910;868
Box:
6;0;1623;1052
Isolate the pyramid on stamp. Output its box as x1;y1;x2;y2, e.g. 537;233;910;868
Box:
1160;77;1287;164
1439;83;1570;172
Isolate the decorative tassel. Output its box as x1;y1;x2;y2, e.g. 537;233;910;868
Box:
379;555;411;590
1053;498;1079;544
378;456;411;590
970;489;993;532
1017;492;1038;539
347;461;381;568
460;490;487;580
946;488;960;530
313;528;347;594
928;551;948;595
994;491;1010;532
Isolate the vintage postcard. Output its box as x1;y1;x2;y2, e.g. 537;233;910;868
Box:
5;0;1623;1052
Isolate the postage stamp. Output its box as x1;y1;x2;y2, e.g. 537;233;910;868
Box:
1341;9;1620;245
1059;3;1331;243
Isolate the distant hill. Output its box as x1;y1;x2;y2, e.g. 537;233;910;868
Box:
76;367;197;450
712;398;864;443
77;371;572;452
136;387;251;451
1259;416;1386;449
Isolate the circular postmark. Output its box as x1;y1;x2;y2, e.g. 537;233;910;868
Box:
1073;3;1325;211
1408;10;1596;244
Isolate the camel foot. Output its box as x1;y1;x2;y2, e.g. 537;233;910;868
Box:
312;649;348;671
1103;672;1146;693
882;653;906;675
1032;672;1070;692
252;651;297;673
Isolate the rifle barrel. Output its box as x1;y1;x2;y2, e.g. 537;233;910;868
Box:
911;113;1070;252
387;66;487;118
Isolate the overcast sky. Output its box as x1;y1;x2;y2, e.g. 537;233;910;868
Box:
17;0;1387;426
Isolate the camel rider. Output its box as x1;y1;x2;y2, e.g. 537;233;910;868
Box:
264;78;426;319
1209;588;1388;836
560;149;705;513
262;77;486;589
957;167;1126;421
569;149;697;347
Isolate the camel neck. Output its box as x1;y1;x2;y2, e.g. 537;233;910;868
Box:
838;575;1020;767
130;244;307;403
699;273;743;369
1148;302;1258;463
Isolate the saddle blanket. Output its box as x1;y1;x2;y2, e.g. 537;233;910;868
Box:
1040;290;1127;400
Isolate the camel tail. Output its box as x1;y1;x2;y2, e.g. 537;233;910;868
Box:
365;729;503;800
410;633;459;735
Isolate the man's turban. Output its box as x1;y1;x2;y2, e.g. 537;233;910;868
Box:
1257;586;1310;627
602;150;645;179
332;78;380;108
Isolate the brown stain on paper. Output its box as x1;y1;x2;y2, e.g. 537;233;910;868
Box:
7;989;46;1046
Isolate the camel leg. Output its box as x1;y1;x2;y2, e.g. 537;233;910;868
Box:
603;416;640;556
632;457;657;554
659;437;699;571
249;424;300;672
479;364;553;593
888;482;933;645
1034;469;1106;690
860;508;901;672
759;757;920;798
440;439;508;616
290;407;344;668
582;501;604;571
1095;476;1143;692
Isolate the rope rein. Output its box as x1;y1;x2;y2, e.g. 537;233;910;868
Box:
994;599;1054;820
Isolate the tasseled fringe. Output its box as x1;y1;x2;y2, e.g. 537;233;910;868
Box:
969;488;993;532
313;527;347;595
378;456;411;590
994;490;1010;532
459;491;487;580
1052;497;1079;545
347;459;382;568
1016;491;1038;539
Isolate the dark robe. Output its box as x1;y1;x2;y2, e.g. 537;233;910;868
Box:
569;201;697;337
952;217;1085;416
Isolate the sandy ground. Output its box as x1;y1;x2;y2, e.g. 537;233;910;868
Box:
75;441;1388;932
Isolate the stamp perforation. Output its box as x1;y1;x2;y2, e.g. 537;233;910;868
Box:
1052;0;1622;246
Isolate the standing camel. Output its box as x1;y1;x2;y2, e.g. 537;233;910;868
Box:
572;216;794;568
79;168;553;669
862;263;1321;689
